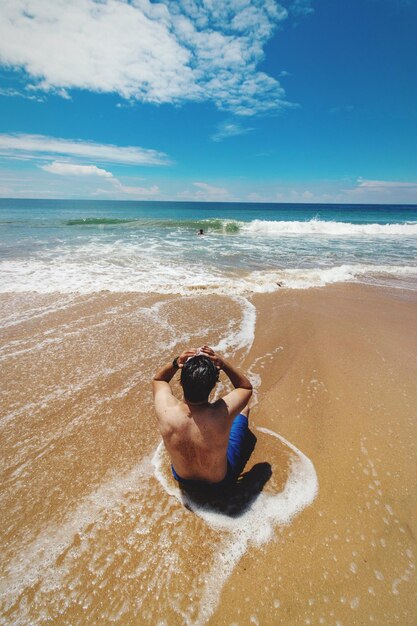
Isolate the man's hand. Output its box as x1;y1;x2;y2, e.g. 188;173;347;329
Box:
199;345;224;369
177;349;196;368
200;345;252;392
177;345;224;369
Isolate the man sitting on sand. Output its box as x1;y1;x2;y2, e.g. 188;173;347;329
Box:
152;345;253;490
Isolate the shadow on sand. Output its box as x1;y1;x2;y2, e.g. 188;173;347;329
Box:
179;429;272;518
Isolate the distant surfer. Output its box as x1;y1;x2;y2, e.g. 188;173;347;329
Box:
197;228;204;235
152;345;253;491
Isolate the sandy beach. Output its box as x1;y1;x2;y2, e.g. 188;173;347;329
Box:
2;0;417;621
0;284;416;625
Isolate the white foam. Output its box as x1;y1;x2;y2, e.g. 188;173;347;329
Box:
241;218;417;236
152;427;318;625
0;457;154;613
1;255;415;295
152;429;318;533
0;347;148;431
246;264;417;291
245;347;284;407
0;254;228;294
213;296;256;357
0;294;81;329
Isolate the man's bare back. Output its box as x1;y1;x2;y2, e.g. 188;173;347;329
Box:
152;346;253;485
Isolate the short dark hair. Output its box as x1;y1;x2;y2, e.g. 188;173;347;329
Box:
180;355;218;403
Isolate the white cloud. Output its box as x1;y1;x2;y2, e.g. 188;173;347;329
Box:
41;161;114;177
0;87;44;102
272;178;417;203
302;190;314;199
356;178;417;190
0;162;161;199
211;121;253;142
245;177;417;204
290;189;314;202
248;187;320;203
290;0;314;18
0;133;169;166
342;178;417;202
39;158;159;198
92;182;159;199
112;182;159;197
247;192;270;202
178;181;233;201
0;0;292;115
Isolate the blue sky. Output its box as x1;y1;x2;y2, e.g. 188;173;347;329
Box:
0;0;416;203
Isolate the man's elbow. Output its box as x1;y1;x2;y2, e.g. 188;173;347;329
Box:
242;386;253;405
241;382;253;394
152;378;164;394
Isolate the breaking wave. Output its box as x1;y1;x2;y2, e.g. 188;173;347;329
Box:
8;216;417;236
1;256;416;294
240;218;417;236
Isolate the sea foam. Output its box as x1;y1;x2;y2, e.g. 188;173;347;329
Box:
1;256;416;294
213;296;256;357
241;218;417;236
152;427;318;625
152;427;318;535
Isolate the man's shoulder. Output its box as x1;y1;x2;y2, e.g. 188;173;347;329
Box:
196;399;230;426
159;404;190;438
208;397;234;417
154;391;184;423
158;399;188;422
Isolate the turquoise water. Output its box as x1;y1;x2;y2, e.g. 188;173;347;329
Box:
1;199;416;293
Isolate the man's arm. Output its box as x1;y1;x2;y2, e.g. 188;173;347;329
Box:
152;361;178;385
200;345;252;418
152;350;195;412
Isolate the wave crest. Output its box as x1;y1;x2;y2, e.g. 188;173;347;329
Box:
241;218;417;236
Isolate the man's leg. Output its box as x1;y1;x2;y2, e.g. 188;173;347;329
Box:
226;406;256;477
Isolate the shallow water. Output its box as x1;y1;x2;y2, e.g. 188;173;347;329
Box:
2;291;298;625
1;199;416;294
1;277;416;623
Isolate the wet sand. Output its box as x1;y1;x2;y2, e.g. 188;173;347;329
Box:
0;285;416;625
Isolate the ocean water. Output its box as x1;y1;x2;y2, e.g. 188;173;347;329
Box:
1;199;417;293
1;200;417;625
